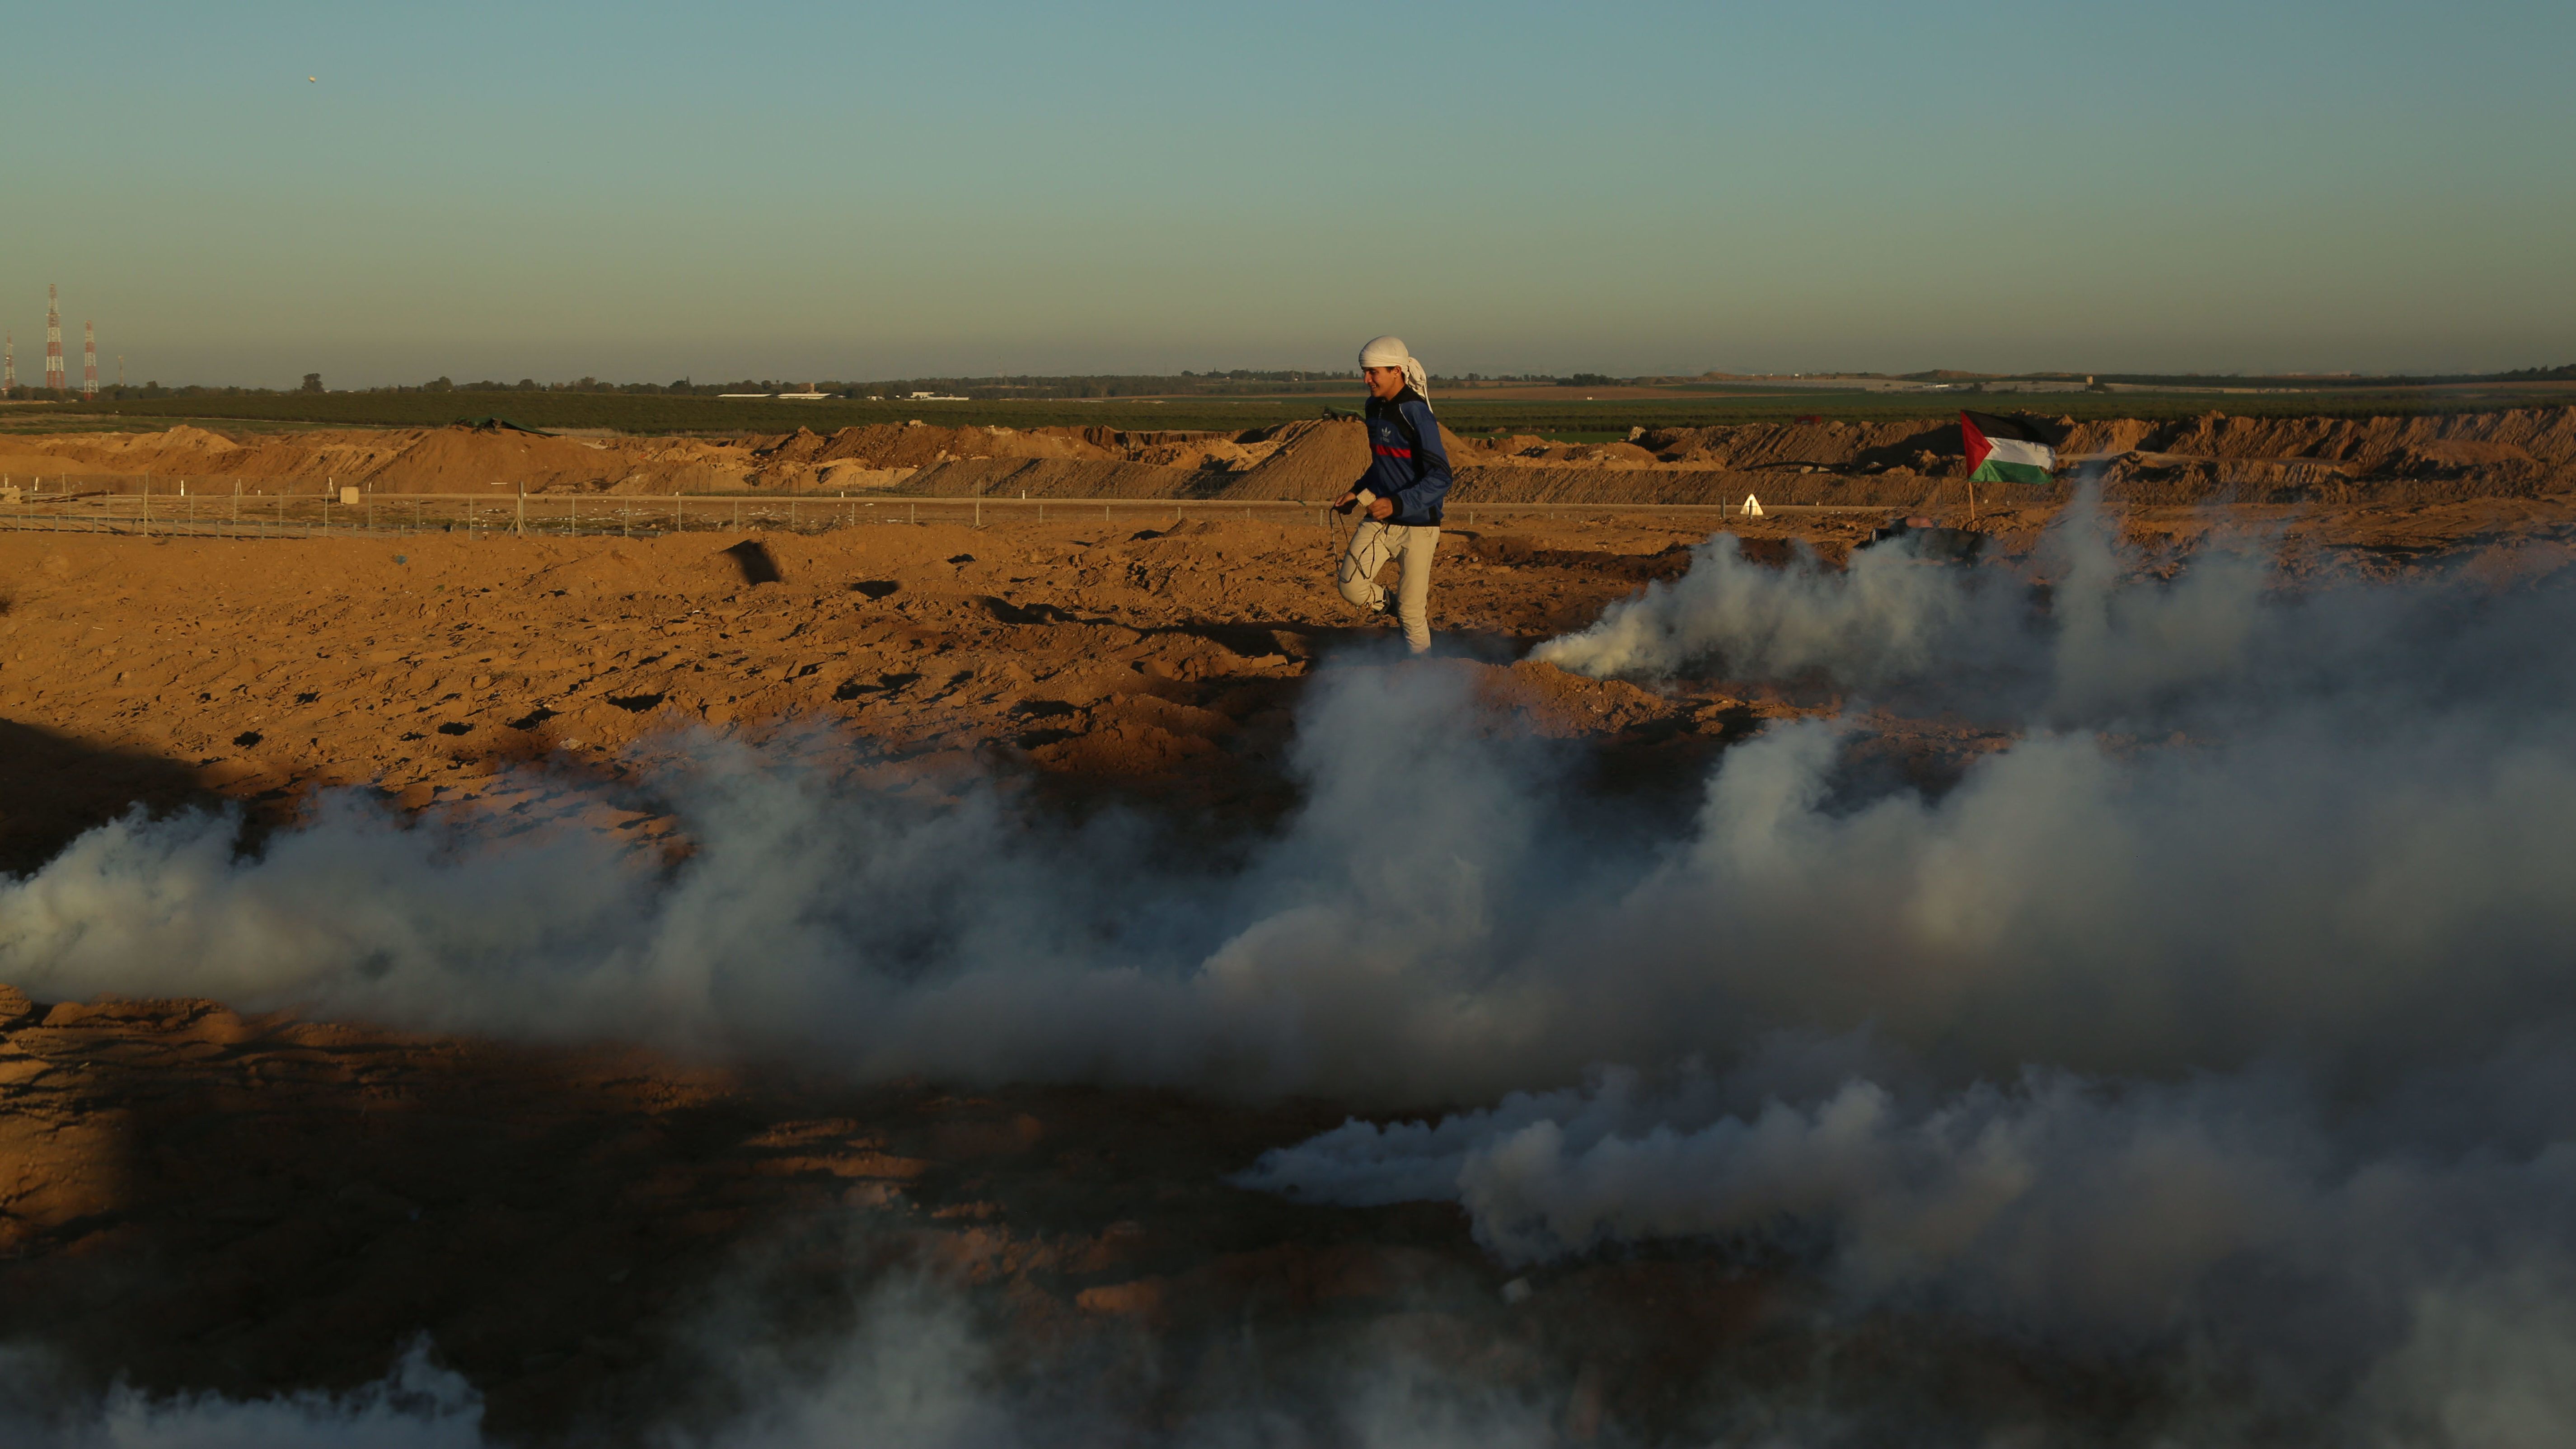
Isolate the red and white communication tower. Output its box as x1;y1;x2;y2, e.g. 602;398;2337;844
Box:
3;333;14;391
44;285;66;394
82;322;98;398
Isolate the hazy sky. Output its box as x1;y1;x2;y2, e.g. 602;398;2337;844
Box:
4;1;2570;386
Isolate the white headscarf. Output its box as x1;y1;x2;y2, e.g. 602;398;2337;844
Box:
1358;334;1431;409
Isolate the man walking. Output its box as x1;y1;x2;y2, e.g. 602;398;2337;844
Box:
1333;335;1451;654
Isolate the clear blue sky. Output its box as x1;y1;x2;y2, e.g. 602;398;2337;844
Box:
4;0;2569;386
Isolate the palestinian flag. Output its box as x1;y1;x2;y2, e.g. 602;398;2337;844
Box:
1961;411;2058;485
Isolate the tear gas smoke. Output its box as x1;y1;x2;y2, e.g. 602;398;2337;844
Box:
8;501;2573;1097
6;495;2576;1442
0;1338;482;1448
4;1263;1577;1449
1535;484;2573;734
1241;1056;2576;1423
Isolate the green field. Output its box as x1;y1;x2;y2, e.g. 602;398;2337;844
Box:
6;381;2572;438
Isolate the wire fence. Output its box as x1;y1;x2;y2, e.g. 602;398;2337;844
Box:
0;478;1883;542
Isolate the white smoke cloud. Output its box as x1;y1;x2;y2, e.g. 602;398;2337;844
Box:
0;665;1590;1102
3;1277;1569;1449
653;1275;1026;1449
14;671;2567;1100
1529;528;2033;688
2355;1261;2576;1449
6;495;2576;1441
1244;1058;2576;1441
3;498;2574;1102
1246;1064;2572;1317
3;1338;484;1449
1528;484;2557;736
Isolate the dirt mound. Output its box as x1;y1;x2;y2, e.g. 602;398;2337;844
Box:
1637;418;1953;470
899;457;1206;499
810;423;1119;469
1127;431;1278;470
2062;417;2165;456
2100;457;2574;506
745;425;834;465
588;432;745;494
812;462;917;491
365;424;629;494
2146;406;2576;472
10;406;2572;506
98;422;252;465
2;424;417;486
0;449;89;479
1477;437;1666;468
1216;419;1371;500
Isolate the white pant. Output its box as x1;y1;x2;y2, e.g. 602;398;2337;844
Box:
1338;520;1439;652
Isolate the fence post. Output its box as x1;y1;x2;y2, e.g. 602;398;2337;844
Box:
517;483;526;537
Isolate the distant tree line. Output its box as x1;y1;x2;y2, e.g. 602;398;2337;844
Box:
1;369;1580;402
2084;364;2576;388
5;362;2567;406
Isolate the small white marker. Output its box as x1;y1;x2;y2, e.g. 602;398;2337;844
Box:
1740;493;1765;517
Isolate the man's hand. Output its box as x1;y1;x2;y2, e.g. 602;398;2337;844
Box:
1367;494;1396;521
1331;490;1358;514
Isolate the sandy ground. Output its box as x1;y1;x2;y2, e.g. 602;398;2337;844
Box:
4;496;2568;874
0;510;1817;877
4;493;2575;1440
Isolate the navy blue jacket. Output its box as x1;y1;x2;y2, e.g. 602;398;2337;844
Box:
1357;391;1451;526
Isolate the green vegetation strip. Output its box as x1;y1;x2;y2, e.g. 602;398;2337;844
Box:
10;384;2574;436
